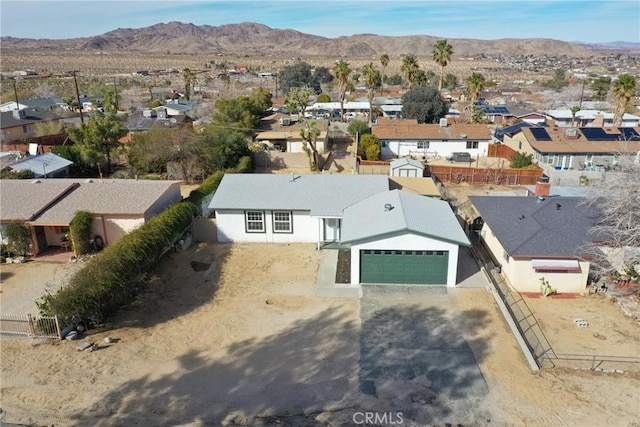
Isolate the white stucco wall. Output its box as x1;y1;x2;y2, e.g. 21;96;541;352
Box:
385;140;489;159
215;209;319;243
480;223;589;293
349;232;461;286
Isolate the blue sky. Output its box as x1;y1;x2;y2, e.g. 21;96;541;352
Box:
1;0;639;43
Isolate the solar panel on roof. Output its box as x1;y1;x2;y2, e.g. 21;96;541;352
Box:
500;122;532;135
580;128;621;141
530;127;552;141
483;106;510;115
619;128;640;140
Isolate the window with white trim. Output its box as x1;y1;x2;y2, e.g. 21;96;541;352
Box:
417;140;429;149
245;211;265;233
546;153;555;164
272;211;292;233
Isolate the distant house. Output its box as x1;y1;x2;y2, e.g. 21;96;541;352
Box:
469;196;603;293
373;118;492;160
0;97;64;113
0;179;182;254
544;109;640;128
502;126;640;179
0;108;65;145
162;100;202;119
209;174;469;286
7;152;72;178
121;110;191;142
255;115;329;153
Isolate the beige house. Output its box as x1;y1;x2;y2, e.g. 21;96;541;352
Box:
0;108;64;144
0;179;182;255
255;115;329;153
469;195;602;294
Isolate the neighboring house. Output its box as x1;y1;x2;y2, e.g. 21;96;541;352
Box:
0;179;182;254
121;110;191;142
255;116;329;153
8;152;72;178
0;97;65;113
209;174;469;286
481;105;515;125
389;157;424;177
544;109;640;128
469;196;602;293
373;118;492;160
502;126;640;176
0;108;65;144
162;100;202;119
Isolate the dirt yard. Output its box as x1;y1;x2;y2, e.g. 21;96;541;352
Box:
1;243;639;426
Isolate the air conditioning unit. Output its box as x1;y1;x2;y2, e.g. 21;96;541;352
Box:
439;118;448;127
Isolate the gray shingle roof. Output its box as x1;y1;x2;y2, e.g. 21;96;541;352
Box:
0;180;77;221
0;179;182;225
469;196;602;257
341;189;470;246
209;174;389;217
0;108;62;129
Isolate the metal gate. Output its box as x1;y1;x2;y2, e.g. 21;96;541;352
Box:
0;313;61;339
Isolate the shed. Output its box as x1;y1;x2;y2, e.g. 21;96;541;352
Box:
389;157;424;177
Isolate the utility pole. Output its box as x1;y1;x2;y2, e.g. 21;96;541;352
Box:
73;70;84;124
113;77;119;111
12;79;19;109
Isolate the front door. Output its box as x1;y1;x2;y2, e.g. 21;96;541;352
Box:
323;218;340;242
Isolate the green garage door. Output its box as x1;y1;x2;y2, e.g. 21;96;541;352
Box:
360;249;449;285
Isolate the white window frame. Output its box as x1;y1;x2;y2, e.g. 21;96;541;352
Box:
272;211;292;233
417;140;429;149
245;211;265;233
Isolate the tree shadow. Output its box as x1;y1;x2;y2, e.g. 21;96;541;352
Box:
100;243;231;330
70;289;494;426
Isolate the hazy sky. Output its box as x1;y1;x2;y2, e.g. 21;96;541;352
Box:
1;0;639;43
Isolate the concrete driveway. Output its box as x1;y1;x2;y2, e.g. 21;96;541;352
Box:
358;285;493;426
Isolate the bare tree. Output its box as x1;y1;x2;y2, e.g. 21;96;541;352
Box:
581;150;640;278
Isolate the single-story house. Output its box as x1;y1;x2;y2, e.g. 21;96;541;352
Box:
255;116;329;153
502;126;640;176
0;179;182;254
544;109;640;128
162;100;203;119
0;108;65;144
469;195;603;293
7;152;72;178
209;174;469;286
389;157;424;177
373;118;492;160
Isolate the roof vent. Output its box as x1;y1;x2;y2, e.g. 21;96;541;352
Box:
31;179;41;184
439;118;448;127
85;179;94;183
556;203;562;210
460;132;467;138
384;203;394;212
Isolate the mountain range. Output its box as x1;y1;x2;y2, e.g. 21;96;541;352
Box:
2;21;637;57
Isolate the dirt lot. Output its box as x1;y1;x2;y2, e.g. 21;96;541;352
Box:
1;243;639;426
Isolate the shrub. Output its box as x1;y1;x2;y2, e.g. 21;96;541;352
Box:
4;221;31;256
347;120;370;137
69;211;93;256
316;93;331;103
187;171;225;205
38;202;195;324
509;151;534;168
235;155;253;173
360;134;381;161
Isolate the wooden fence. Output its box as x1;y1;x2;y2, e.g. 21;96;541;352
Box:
487;144;518;159
427;164;543;185
0;313;62;339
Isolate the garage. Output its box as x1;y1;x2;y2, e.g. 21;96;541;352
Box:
360;249;449;285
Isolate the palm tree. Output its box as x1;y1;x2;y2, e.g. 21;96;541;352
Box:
612;74;637;127
432;39;454;92
333;60;351;122
400;55;419;88
379;53;390;88
466;72;486;104
362;62;381;124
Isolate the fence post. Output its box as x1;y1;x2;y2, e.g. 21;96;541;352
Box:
54;314;62;340
27;313;36;336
